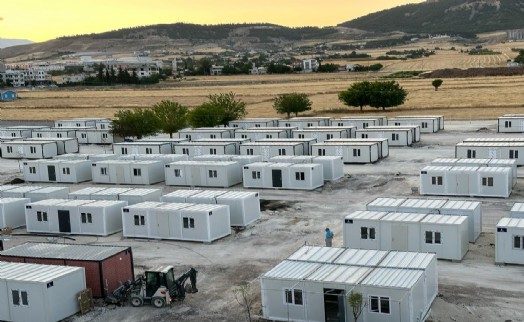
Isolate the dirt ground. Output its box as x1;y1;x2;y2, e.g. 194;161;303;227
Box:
2;120;524;322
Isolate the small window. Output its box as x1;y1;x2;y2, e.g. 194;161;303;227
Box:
57;133;62;138
29;167;36;174
284;289;303;305
43;212;48;221
361;134;368;138
370;296;379;312
182;148;189;155
30;146;37;154
140;216;145;225
145;148;152;154
318;149;325;156
295;172;305;181
425;231;433;244
326;134;333;140
369;296;390;314
241;134;247;139
81;212;87;223
134;215;140;226
394;122;400;126
247;148;254;155
133;168;142;177
422;122;428;128
360;227;368;239
183;217;195;229
513;236;522;249
81;133;87;139
294;289;303;305
435;231;441;244
121;147;128;154
505;121;512;128
353;149;361;157
363;122;369;128
482;177;494;187
467;149;476;158
37;211;42;222
174;169;181;177
510;150;519;159
102;133;108;138
278;148;286;156
7;146;12;153
101;124;106;129
431;176;443;185
12;290;20;306
210;148;217;155
62;167;70;175
210;134;216;139
369;228;376;240
391;133;399;141
298;134;305;139
285;289;293;304
37;133;42;138
209;170;218;178
252;171;261;179
101;167;108;175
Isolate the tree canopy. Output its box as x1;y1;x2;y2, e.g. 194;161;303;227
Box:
188;103;223;128
152;100;188;138
432;79;443;91
273;93;312;118
206;92;247;126
338;81;372;111
111;108;159;139
368;80;407;110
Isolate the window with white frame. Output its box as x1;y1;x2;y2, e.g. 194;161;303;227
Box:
102;133;108;138
81;212;93;224
183;217;195;229
62;167;70;175
7;146;12;153
431;176;443;185
241;134;247;139
360;227;376;239
133;168;142;177
482;177;494;187
369;296;390;314
363;122;369;128
210;148;217;155
284;289;303;305
182;148;189;155
252;171;260;179
361;134;368;138
510;150;519;159
278;148;286;156
100;167;108;175
246;148;254;155
505;121;512;128
513;235;524;249
57;133;62;138
209;170;218;178
353;149;361;157
37;133;42;138
467;149;476;158
295;172;305;181
81;133;87;139
391;133;399;141
11;290;29;306
266;134;273;138
30;146;37;154
174;169;182;177
37;211;48;222
422;122;428;128
210;134;216;139
145;148;153;154
298;134;305;139
29;167;36;174
121;147;128;154
318;149;326;156
394;122;400;126
425;231;442;244
134;215;145;226
326;134;334;140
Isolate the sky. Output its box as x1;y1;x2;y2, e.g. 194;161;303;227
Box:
0;0;424;42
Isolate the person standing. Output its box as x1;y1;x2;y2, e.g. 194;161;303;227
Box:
325;227;334;247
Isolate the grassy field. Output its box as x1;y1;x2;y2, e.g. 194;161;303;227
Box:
1;42;523;121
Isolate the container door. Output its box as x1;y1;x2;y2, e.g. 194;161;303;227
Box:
456;173;469;195
157;212;170;238
48;165;56;181
58;210;71;233
191;166;201;186
272;169;282;188
391;224;408;251
116;166;125;184
324;289;345;322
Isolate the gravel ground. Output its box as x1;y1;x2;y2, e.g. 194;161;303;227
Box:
2;120;524;322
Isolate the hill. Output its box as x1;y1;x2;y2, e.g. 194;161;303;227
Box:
340;0;524;35
0;38;33;49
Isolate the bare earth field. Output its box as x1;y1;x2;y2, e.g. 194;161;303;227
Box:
1;120;524;322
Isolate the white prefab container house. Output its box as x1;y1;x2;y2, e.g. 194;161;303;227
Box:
240;142;304;161
495;217;524;265
137;138;188;153
55;118;101;128
242;162;323;190
328;138;389;158
90;188;132;201
215;191;260;227
23;159;92;183
2;186;43;199
419;165;512;198
120;154;188;165
192;154;263;166
255;138;316;155
356;128;412;147
343;211;388;250
0;198;30;228
292;126;356;141
1;140;58;159
75;200;128;235
32;128;77;139
244;126;296;138
92;160;165;185
88;154;120;161
278;117;332;129
25;187;70;202
192;138;249;154
121;201;164;238
0;262;86;322
431;158;518;187
497;116;524;133
30;137;79;154
178;204;231;242
179;127;234;140
61;126;95;144
331;118;380;129
186;190;226;204
455;142;524;165
268;155;344;181
0;185;17;196
113;142;172;155
68;187;108;200
341;115;388;125
395;115;444;130
419;214;469;261
118;188;162;205
235;129;288;140
388;117;439;133
510;203;524;218
84;129;123;144
165;161;242;187
1;126;49;138
161;190;203;203
229;118;279;129
174;142;237;157
261;246;435;322
312;142;380;163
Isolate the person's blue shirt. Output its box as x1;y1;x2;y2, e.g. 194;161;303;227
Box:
325;230;333;240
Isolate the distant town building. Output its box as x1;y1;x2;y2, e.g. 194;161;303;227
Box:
59;74;87;84
0;70;26;87
0;90;17;101
508;29;524;41
302;59;318;73
210;65;224;76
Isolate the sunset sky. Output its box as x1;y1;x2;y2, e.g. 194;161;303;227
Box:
1;0;424;42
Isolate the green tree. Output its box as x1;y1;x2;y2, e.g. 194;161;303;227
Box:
317;63;339;73
432;79;443;91
514;50;524;64
273;93;312;118
338;81;372;112
188;103;223;128
197;58;213;75
111;108;159;139
206;92;247;126
368;80;407;111
152;100;188;138
348;291;365;322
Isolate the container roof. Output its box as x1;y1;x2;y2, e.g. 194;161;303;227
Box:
168;161;237;166
313;142;377;147
93;188;132;195
241;142;304;146
307;264;371;284
216;191;259;199
4;186;43;193
361;267;423;289
154;203;194;211
27;199;68;206
55;199;95;207
421;214;467;225
381;212;427;223
70;187;108;195
421;165;452;171
463;137;524;142
28;186;69;194
0;197;29;203
476;166;511;173
79;200;127;208
400;198;447;210
189;190;228;199
262;260;321;280
441;200;481;211
497;217;524;228
119;188;161;196
378;251;436;269
510;203;524;213
457;142;524;147
345;210;388;221
431;158;458;164
334;249;388;266
0;261;82;282
125;201;164;209
183;204;228;212
367;197;406;208
162;190;202;198
0;242;129;261
0;185;17;191
287;246;345;263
